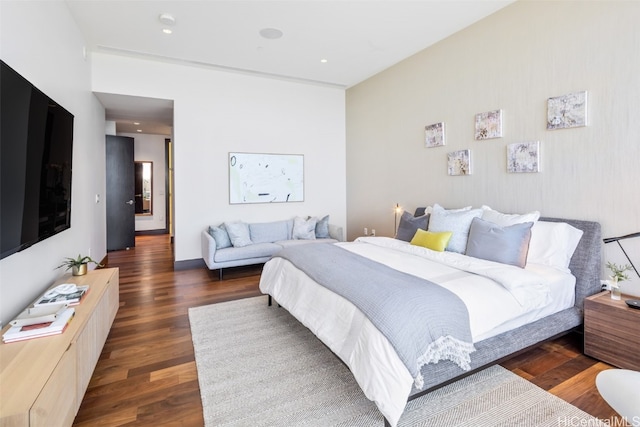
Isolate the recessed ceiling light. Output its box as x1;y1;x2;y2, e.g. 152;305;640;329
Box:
133;122;140;125
259;28;283;40
136;129;142;133
159;13;176;26
320;58;328;63
162;28;173;35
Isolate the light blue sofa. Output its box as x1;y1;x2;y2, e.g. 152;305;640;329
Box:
202;218;344;279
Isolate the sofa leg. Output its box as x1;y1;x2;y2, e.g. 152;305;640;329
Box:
219;269;223;281
268;295;272;306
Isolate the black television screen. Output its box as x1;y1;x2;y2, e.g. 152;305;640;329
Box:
1;60;74;260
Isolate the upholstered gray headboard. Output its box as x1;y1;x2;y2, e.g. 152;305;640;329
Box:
412;208;602;311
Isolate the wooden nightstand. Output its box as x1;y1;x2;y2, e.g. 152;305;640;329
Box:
584;291;640;370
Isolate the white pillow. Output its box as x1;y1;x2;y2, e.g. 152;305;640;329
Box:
481;205;541;226
224;221;253;247
428;204;483;253
424;205;472;214
292;216;317;240
527;221;584;273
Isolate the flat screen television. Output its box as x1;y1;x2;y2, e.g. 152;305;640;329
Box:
1;60;74;260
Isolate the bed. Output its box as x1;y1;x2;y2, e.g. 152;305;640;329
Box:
259;209;601;426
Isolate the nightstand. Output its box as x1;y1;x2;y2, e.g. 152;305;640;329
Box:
584;291;640;370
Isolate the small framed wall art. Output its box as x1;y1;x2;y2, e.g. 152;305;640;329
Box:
507;141;540;173
475;109;503;140
447;149;471;176
547;91;587;130
425;122;445;148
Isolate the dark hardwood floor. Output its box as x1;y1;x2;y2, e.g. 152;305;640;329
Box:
74;234;620;426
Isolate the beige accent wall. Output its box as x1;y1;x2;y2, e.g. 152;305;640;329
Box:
346;1;640;295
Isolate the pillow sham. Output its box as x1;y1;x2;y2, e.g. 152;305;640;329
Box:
410;229;452;252
428;204;482;253
481;205;540;226
208;225;232;249
395;211;429;242
527;221;584;273
314;215;330;238
224;221;253;247
466;217;533;268
292;216;317;240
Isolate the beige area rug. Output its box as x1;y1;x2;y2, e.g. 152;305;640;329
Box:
189;296;604;427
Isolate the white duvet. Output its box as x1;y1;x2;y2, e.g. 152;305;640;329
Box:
258;237;576;426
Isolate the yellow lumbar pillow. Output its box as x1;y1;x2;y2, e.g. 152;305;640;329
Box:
410;229;453;252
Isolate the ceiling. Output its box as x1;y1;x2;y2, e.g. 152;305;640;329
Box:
68;0;515;135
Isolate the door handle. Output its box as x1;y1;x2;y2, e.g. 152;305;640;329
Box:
126;200;134;205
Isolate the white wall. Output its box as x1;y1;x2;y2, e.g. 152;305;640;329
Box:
0;1;107;326
92;53;346;263
346;1;640;296
119;132;168;231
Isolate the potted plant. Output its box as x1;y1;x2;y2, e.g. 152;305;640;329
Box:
56;254;103;276
606;261;632;300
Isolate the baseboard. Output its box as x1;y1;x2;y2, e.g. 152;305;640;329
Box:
174;258;206;271
135;229;169;236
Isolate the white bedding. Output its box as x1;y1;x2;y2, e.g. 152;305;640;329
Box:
258;237;576;426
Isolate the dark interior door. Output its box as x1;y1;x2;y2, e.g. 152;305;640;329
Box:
106;135;135;251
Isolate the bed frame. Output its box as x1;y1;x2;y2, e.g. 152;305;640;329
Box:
265;213;602;426
383;216;602;426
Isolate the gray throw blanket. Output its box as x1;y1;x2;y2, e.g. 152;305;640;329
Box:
273;244;476;389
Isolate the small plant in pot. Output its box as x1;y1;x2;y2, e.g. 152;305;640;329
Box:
606;261;632;300
57;254;103;276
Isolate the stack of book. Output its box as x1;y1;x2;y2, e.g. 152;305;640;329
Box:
2;283;89;343
34;284;89;306
3;304;75;343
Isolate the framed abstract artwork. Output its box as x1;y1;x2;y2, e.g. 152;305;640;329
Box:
425;122;445;148
475;109;503;140
507;141;540;173
229;152;304;204
447;149;471;176
547;91;588;130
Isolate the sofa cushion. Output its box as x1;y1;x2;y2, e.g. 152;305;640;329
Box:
277;239;337;248
208;225;232;249
314;215;331;238
224;221;253;247
213;243;281;263
250;220;290;244
292;216;317;240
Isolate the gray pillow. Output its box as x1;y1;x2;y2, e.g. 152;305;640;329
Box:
224;221;253;247
292;217;317;240
314;215;330;239
427;204;483;253
208;225;232;249
249;220;289;243
395;211;429;242
466;217;533;268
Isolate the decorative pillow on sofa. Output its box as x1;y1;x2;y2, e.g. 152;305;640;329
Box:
208;225;232;249
466;217;533;268
410;229;452;252
292;216;317;240
314;215;330;239
396;211;429;242
481;205;540;226
249;220;289;244
526;221;584;273
428;204;482;253
224;221;253;247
